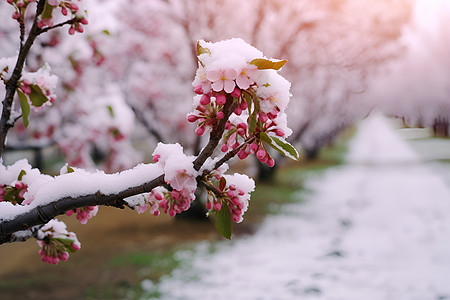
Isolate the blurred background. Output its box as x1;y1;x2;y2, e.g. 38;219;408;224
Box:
0;0;449;299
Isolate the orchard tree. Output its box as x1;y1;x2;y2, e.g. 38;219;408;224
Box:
0;0;299;264
0;0;412;171
143;0;413;157
363;2;450;137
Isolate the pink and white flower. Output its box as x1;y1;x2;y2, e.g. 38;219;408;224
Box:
207;68;238;93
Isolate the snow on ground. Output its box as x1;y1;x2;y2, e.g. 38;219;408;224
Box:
145;115;450;300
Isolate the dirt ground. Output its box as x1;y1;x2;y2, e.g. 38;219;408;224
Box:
0;205;257;300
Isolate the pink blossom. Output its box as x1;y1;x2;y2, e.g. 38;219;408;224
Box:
207;69;238;93
236;65;258;90
66;206;98;224
193;65;211;94
47;0;61;6
37;219;81;264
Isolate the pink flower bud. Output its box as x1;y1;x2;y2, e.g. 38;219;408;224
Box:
232;214;241;223
250;143;258;153
72;242;81;251
225;121;231;130
216;94;226;105
21;85;31;95
216;111;225;119
153;154;161;162
195;126;205;136
187;114;198;123
237;128;246;136
206;201;212;210
154;192;163;201
238;150;248;160
171;190;181;201
194;85;203;95
70;3;78;11
234;107;242;115
61;6;68;15
237;123;247;130
12;11;20;19
200;94;210;105
68;27;76;35
80;18;88;25
59;252;69;262
240;101;248;110
231;87;241;98
259;112;268;123
275;129;285;137
15;181;25;189
267;157;275;167
221;144;228;152
256;149;266;161
214;202;222;211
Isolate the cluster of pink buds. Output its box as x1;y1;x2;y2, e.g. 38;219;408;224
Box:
159;189;194;217
151;143;198;217
65;205;98;224
6;0;36;20
189;39;295;170
0;181;28;204
37;219;81;265
35;0;88;35
205;172;254;224
136;190;162;216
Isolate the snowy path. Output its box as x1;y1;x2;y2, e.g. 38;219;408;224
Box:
148;116;450;300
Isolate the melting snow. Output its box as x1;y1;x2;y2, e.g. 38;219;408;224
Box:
149;114;450;300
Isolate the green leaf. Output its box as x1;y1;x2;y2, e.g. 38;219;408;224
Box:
250;58;287;70
260;132;299;160
41;2;54;20
106;105;114;117
218;177;226;191
67;165;75;173
243;91;253;113
196;41;211;56
29;85;48;107
17;90;30;128
215;203;232;239
54;238;77;253
248;111;257;135
18;170;26;181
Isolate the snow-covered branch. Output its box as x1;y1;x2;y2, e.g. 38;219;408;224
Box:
0;172;165;244
1;1;298;264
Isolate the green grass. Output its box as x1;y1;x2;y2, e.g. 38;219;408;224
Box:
109;250;183;281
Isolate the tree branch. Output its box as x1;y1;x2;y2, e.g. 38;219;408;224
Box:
0;174;165;245
193;94;237;171
0;0;46;158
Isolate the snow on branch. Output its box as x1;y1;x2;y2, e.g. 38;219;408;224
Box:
1;3;296;264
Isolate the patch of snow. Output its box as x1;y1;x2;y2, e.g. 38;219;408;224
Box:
149;114;450;300
346;113;420;164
